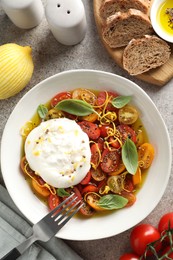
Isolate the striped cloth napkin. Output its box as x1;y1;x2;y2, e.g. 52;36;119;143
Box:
0;184;83;260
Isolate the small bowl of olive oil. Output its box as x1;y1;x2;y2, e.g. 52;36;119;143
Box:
150;0;173;43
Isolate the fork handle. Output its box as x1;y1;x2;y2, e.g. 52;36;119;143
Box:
1;248;21;260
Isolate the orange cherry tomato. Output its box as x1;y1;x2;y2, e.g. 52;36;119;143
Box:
132;167;142;186
72;88;97;105
138;143;154;169
31;179;50;197
85;192;105;211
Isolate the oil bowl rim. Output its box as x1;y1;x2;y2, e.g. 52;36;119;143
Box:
150;0;173;43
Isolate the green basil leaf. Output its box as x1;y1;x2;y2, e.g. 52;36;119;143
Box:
55;99;96;116
37;104;48;119
112;96;132;108
97;194;128;210
57;188;70;197
122;138;138;175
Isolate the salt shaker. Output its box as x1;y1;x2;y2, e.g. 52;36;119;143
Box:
1;0;44;29
45;0;87;45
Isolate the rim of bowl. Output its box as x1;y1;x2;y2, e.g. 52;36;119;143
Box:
150;0;173;43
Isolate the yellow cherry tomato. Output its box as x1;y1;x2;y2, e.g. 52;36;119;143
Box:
138;143;155;169
118;105;139;125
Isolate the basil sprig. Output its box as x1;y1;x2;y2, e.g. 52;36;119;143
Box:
37;104;48;119
97;194;128;210
57;188;70;197
122;138;138;175
55;99;96;116
112;95;131;108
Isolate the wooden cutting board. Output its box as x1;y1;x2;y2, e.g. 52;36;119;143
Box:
93;0;173;86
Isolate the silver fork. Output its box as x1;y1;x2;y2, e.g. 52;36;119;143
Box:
1;193;83;260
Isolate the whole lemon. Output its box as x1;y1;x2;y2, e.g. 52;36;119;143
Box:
0;43;34;99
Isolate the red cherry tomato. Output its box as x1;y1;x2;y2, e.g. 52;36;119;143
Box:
108;136;121;149
161;246;173;259
48;194;61;210
79;201;95;217
99;125;111;138
119;253;139;260
90;143;102;168
130;224;161;256
50;91;72;107
158;212;173;234
78;121;100;140
81;184;98;195
100;148;121;173
97;91;118;111
117;124;137;143
80;171;92;185
120;191;136;207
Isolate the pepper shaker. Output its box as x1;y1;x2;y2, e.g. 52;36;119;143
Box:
45;0;87;45
1;0;44;29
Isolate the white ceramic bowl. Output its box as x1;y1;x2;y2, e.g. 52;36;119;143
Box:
150;0;173;43
1;70;172;240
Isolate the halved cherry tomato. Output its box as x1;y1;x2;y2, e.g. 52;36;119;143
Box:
81;112;98;122
80;171;92;185
50;91;72;107
130;224;161;256
79;201;95;217
99;125;111;138
107;175;124;193
117;124;137;143
90;143;102;168
31;179;50;197
121;191;136;207
101;148;121;173
78;121;100;140
124;177;134;192
108;160;126;176
72;88;97;105
81;185;98;195
118;105;139;125
85;192;105;211
119;253;139;260
97;91;118;111
20;156;35;177
48;194;61;210
108;136;121;149
132;167;142;186
138;143;154;169
91;167;106;181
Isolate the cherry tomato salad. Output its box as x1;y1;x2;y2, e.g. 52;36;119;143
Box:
20;88;155;217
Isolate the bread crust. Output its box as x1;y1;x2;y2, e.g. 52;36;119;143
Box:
123;35;171;75
100;0;149;20
102;9;153;48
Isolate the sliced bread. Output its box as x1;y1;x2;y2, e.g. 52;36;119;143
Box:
102;9;153;48
100;0;149;21
123;35;171;75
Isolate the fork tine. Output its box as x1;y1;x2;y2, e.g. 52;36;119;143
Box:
57;202;84;229
43;193;75;220
54;199;81;223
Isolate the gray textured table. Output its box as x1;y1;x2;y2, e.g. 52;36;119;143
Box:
0;1;173;259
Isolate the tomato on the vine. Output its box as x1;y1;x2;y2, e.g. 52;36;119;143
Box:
161;246;173;259
158;212;173;234
119;253;139;260
130;224;161;256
